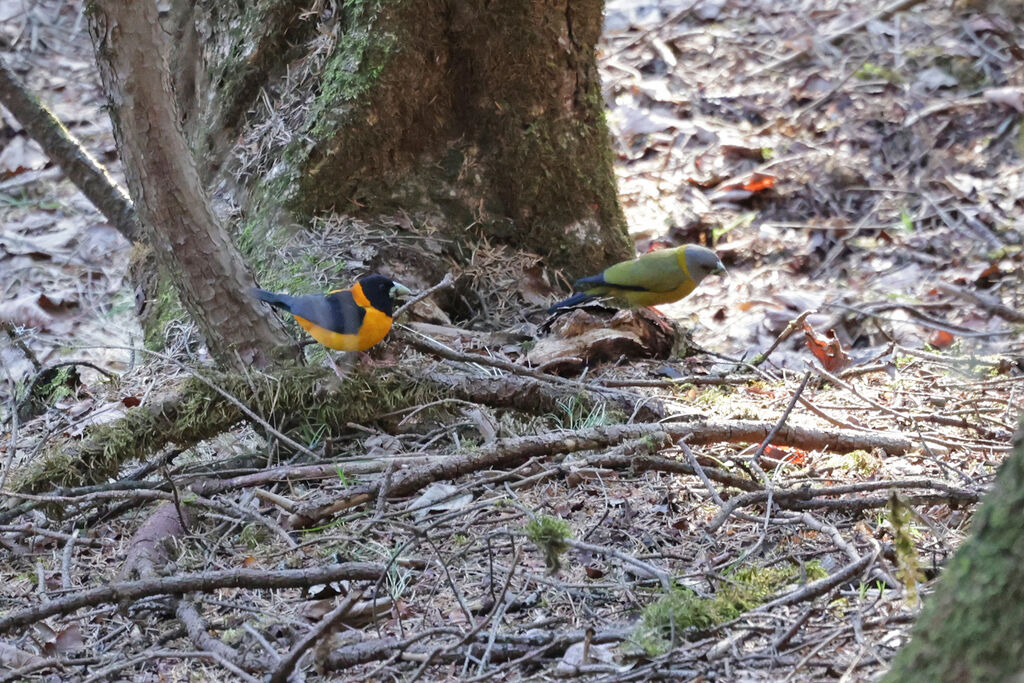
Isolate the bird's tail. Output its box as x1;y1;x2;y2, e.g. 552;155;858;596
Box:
547;292;595;313
248;287;292;311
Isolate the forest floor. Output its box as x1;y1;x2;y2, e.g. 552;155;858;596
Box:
1;0;1023;681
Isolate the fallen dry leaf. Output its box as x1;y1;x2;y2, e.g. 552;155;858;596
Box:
929;330;955;349
802;321;851;372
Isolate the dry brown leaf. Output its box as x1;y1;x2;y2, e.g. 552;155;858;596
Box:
802;321;851;372
929;330;955;349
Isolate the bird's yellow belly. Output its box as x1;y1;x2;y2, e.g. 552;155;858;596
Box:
618;281;696;307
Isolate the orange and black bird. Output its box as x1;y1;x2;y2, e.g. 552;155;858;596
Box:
250;273;411;352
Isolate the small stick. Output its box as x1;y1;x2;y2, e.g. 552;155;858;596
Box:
752;371;812;465
393;273;456;320
752;311;811;367
268;592;361;683
937;282;1024;324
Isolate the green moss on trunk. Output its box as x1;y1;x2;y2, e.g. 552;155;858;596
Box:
15;367;441;493
269;0;630;276
883;417;1024;682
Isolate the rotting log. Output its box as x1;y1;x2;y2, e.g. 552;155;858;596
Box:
14;366;630;493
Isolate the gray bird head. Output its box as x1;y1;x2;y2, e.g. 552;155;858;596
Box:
684;245;727;283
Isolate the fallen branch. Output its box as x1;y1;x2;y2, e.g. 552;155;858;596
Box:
758;553;873;611
0;56;138;242
0;563;385;636
323;627;631;672
937;282;1024;324
752;0;928;76
268;592;361;683
706;478;979;532
289;419;938;527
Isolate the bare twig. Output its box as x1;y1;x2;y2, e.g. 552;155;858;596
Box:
268;591;361;683
937;282;1024;324
752;0;929;76
753;312;811;367
393;273;456;320
752;371;812;465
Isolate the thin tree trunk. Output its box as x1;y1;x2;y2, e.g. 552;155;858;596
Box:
87;0;296;369
0;56;138;243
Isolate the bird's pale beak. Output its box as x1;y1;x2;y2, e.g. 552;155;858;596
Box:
713;262;729;277
391;282;413;299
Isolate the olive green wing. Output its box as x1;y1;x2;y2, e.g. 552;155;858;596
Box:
577;248;687;294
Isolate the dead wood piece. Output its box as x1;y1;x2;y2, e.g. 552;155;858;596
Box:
753;0;928;75
269;592;361;683
287;423;675;527
0;563;385;636
177;599;267;674
324;636;402;670
0;57;138;242
120;502;193;580
758;553;873;611
323;627;631;673
529;308;676;374
706;479;979;533
670;419;934;455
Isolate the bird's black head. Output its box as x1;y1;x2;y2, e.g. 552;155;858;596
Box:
356;273;411;317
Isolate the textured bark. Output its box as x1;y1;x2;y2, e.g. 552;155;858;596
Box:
87;0;296;369
883;418;1024;683
168;0;631;280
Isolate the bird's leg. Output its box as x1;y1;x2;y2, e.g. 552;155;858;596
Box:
328;353;355;380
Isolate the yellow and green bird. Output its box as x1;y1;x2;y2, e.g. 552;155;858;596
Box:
548;244;726;312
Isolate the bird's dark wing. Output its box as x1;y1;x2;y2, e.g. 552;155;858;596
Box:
573;273;648;292
286;290;366;335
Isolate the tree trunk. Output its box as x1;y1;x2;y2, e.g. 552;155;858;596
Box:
883;418;1024;683
167;0;631;285
88;0;297;369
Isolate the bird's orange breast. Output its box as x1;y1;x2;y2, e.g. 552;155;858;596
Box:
293;309;393;352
